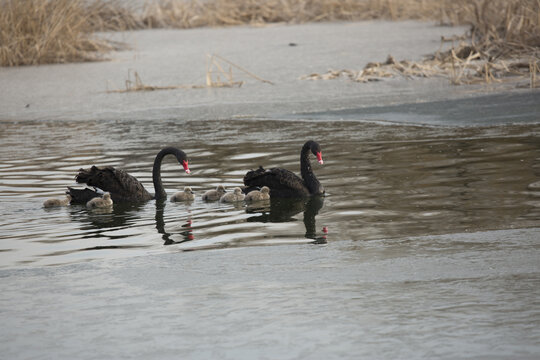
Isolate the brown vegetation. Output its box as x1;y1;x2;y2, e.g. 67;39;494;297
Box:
0;0;119;66
141;0;540;86
1;0;538;87
299;0;540;87
107;55;273;93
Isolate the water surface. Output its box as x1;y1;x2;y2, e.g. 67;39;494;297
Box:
2;19;539;359
1;117;540;359
1;119;539;267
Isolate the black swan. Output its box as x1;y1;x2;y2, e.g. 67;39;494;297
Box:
245;186;270;202
170;186;195;202
86;192;113;209
202;185;226;201
220;187;245;203
243;140;324;198
68;147;190;204
43;194;71;208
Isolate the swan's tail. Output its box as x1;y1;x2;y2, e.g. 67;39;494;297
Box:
66;187;101;204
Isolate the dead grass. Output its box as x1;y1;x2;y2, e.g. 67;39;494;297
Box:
0;0;125;66
300;0;540;87
138;0;457;28
1;0;538;87
107;54;273;93
85;1;143;32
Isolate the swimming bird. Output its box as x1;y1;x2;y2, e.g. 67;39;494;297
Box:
86;192;113;209
43;194;71;208
243;140;324;198
67;147;190;204
202;185;226;201
220;187;245;203
245;186;270;202
170;186;195;202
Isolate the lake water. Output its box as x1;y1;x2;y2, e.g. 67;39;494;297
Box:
1;118;539;268
1;115;539;358
2;17;540;358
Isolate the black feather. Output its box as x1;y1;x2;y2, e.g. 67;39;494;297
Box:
243;141;324;198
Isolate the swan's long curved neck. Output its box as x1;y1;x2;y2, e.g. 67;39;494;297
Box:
300;142;322;195
152;147;186;201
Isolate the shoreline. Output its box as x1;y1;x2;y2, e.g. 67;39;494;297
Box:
3;21;538;126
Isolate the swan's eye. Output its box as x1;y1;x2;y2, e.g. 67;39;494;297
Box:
316;152;324;165
182;160;191;174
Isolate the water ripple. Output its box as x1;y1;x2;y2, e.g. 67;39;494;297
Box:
0;119;539;267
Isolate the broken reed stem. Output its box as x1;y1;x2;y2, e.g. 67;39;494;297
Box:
450;50;457;84
108;54;272;93
211;54;275;85
530;62;534;88
530;58;539;88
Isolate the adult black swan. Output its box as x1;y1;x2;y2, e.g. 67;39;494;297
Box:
67;147;190;204
243;140;325;198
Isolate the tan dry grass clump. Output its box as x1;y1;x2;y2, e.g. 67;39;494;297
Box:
139;0;448;28
302;0;540;87
85;1;143;32
427;0;540;87
0;0;126;66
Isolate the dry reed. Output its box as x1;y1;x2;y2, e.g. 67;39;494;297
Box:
0;0;125;66
301;0;540;87
107;55;273;93
2;0;538;88
139;0;457;28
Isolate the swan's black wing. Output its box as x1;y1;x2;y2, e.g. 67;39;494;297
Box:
75;166;153;202
243;166;310;198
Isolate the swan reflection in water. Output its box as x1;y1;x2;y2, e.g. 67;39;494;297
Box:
246;196;327;243
69;196;324;248
64;202;155;253
68;200;194;245
155;200;194;245
68;202;145;229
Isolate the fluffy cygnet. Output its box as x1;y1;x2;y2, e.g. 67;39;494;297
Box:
86;192;113;209
245;186;270;202
170;186;195;202
202;185;226;201
43;194;71;208
220;187;245;203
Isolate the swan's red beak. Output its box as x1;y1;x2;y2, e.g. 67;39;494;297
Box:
316;152;324;165
182;160;191;174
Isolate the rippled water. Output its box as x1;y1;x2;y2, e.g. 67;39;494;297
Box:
1;119;539;268
1;117;540;359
